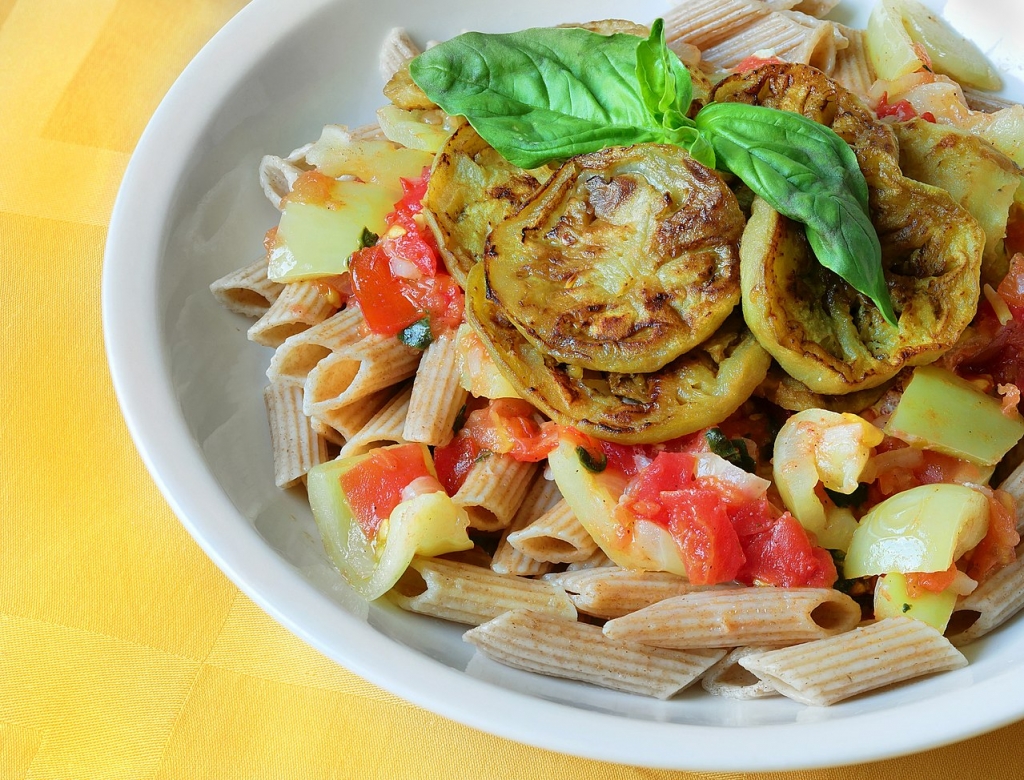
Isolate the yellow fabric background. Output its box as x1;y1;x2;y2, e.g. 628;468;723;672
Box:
2;0;1022;777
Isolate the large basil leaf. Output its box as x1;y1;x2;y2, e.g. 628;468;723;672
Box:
409;24;710;168
695;102;896;326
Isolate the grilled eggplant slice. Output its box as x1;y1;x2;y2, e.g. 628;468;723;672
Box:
485;144;745;374
423;125;544;287
465;264;770;444
715;63;984;395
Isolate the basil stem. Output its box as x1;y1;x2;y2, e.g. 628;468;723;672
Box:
694;102;897;326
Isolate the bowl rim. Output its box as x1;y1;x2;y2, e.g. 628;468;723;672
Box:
102;0;1024;770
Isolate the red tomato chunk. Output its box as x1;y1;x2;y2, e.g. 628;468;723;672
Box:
340;444;432;539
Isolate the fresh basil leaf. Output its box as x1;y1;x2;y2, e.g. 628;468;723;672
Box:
635;19;691;131
694;102;897;326
704;428;756;473
410;24;704;169
397;317;433;350
359;227;379;249
575;445;608;473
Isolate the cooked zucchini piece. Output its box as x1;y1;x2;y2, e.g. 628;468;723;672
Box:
422;125;544;286
754;362;895;414
465;264;770;444
486;143;745;374
716;64;983;395
894;118;1021;285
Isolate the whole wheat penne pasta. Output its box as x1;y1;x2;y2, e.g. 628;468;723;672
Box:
663;0;792;53
388;558;576;624
565;548;615;571
310;415;345;447
403;329;468;446
543;568;730;620
338;384;413;457
464;610;726;699
738;617;968;706
946;541;1024;646
314;388;393;442
260;154;307;210
304;331;420;420
267;306;366;385
830;26;875;97
506;499;598;564
603;587;861;648
210;256;284;318
379;27;421;82
248;280;336;347
998;460;1024;532
492;475;562;576
701;12;834;72
701;646;780;699
453;453;536;531
789;0;839;15
264;382;328;488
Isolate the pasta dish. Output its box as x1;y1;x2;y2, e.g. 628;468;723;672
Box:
210;0;1024;706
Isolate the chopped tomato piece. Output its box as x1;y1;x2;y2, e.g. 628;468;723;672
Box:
737;512;838;588
433;433;482;496
905;564;958;598
963;490;1020;583
349;170;464;336
998;252;1024;310
876;92;920;122
661;486;746;585
734;54;784;72
339;444;433;538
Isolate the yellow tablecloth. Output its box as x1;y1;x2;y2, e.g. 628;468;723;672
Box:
3;1;1023;777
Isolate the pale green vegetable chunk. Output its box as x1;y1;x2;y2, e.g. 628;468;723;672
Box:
307;447;472;600
305;133;434;196
884;365;1024;467
873;571;958;632
866;0;1001;90
547;438;686;574
844;483;989;577
268;180;394;282
377;105;461;154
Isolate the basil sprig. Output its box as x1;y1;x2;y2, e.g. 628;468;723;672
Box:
695;103;896;325
410;20;713;168
410;21;896;326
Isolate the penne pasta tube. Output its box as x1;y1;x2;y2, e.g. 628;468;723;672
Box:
701;12;835;73
464;610;727;699
491;474;562;576
388;558;576;625
790;0;839;15
259;154;306;210
543;568;729;620
565;548;615;571
663;0;791;53
830;26;876;97
946;541;1024;646
603;587;861;648
209;255;283;318
264;381;328;488
403;329;468;446
506;499;598;564
700;646;780;699
379;27;421;82
738;617;968;706
304;331;421;420
267;306;366;385
314;388;392;442
997;459;1024;532
248;280;336;347
453;453;537;531
338;384;413;457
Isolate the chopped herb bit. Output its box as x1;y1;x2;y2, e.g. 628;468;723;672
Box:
452;404;467;434
397;317;433;350
576;445;607;473
902;603;912;613
359;227;379;248
829;549;855;594
825;482;869;508
705;428;756;472
474;449;493;463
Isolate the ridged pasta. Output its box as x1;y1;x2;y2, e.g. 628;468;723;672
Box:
209;255;283;318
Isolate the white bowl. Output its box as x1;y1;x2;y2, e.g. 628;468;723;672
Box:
103;0;1024;770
